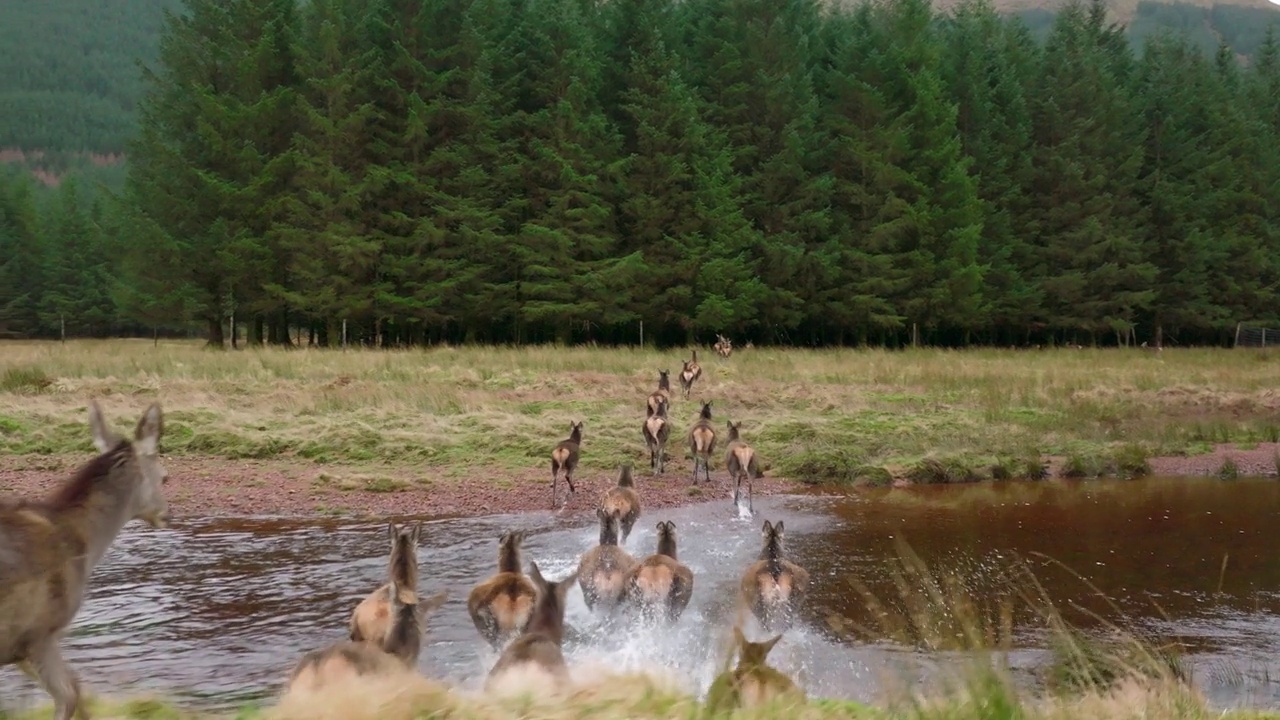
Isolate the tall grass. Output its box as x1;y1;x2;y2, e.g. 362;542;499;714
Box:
2;340;1278;483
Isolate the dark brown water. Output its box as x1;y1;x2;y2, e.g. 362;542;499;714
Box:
3;477;1280;712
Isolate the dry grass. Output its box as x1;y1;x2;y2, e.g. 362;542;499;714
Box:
2;340;1280;485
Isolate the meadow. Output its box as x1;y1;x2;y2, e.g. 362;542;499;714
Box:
3;340;1280;509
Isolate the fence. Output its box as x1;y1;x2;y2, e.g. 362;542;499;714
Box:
1234;324;1280;348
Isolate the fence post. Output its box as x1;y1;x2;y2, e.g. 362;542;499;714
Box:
342;319;348;351
60;314;65;343
1235;323;1242;348
639;320;644;348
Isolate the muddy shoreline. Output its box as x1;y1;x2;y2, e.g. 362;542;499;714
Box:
1;443;1276;520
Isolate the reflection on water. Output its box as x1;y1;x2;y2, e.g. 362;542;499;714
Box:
3;477;1280;711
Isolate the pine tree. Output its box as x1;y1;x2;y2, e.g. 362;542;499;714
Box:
0;173;45;336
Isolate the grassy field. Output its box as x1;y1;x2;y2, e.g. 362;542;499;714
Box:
2;340;1279;486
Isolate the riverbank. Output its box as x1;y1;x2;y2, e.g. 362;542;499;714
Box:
3;340;1280;519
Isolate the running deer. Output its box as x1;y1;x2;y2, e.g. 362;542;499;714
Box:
284;640;414;696
599;464;641;544
738;520;809;634
348;522;446;665
688;401;717;485
643;402;671;476
705;626;805;711
725;421;762;514
678;350;702;399
485;562;579;691
646;370;671;417
714;334;733;358
624;520;694;623
467;530;538;650
0;400;171;720
550;421;582;510
576;508;637;612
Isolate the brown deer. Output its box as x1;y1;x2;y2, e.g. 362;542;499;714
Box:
624;520;694;623
738;520;809;634
576;508;637;613
550;421;582;509
0;400;171;720
646;370;671;417
467;530;539;650
642;401;671;476
725;421;762;514
485;562;579;691
284;640;414;696
349;522;446;665
678;350;702;399
714;334;733;358
599;464;641;544
705;626;805;711
688;401;717;485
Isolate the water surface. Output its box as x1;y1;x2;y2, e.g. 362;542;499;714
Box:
4;477;1280;711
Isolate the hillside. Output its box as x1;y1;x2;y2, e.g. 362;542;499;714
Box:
0;0;1277;179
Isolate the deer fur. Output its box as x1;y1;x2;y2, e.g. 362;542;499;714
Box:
687;401;717;485
599;464;641;544
643;402;671;476
678;350;702;399
576;508;637;612
725;421;762;514
705;627;805;712
0;400;171;720
550;421;582;509
467;530;539;650
284;640;414;696
349;522;446;665
485;562;579;691
714;334;733;358
738;520;809;634
646;370;671;417
624;521;694;623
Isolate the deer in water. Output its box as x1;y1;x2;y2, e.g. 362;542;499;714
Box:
688;401;717;485
643;401;671;476
624;520;694;623
485;562;579;692
714;334;733;358
678;350;702;399
725;421;762;514
738;520;809;634
0;400;171;720
348;522;446;665
599;464;641;544
550;421;582;510
705;626;805;712
467;530;538;650
576;508;637;613
646;370;671;417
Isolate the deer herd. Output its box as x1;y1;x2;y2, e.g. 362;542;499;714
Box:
0;339;819;719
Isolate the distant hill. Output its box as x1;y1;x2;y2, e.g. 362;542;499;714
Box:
1;0;1278;185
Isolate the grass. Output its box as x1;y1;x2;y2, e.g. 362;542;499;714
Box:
1;340;1279;485
5;541;1280;720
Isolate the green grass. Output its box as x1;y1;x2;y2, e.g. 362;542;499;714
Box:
2;340;1279;485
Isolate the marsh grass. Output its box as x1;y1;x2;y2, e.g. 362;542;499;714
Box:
2;341;1278;482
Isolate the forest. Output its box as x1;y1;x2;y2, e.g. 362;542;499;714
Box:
2;0;1280;348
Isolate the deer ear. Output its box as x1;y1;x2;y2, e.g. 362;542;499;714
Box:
387;523;398;544
733;625;746;647
88;400;120;453
134;403;164;455
775;521;785;535
761;634;783;655
528;562;546;585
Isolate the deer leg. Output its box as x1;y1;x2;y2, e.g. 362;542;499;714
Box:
551;464;559;509
565;467;576;497
21;641;85;720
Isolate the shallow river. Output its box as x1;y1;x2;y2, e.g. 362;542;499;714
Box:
4;476;1280;712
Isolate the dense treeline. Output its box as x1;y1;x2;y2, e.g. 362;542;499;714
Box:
4;0;1280;348
0;0;181;154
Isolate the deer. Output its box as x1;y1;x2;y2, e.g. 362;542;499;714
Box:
643;401;671;476
738;520;809;634
678;350;702;399
688;401;717;485
599;464;641;544
348;522;446;665
0;400;171;720
485;562;580;692
467;530;539;650
624;520;694;623
646;370;671;417
576;508;638;613
714;334;733;358
725;421;762;514
705;626;805;712
283;639;415;696
550;421;582;510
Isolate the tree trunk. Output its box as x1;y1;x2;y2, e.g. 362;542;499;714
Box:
205;317;225;348
250;316;264;346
